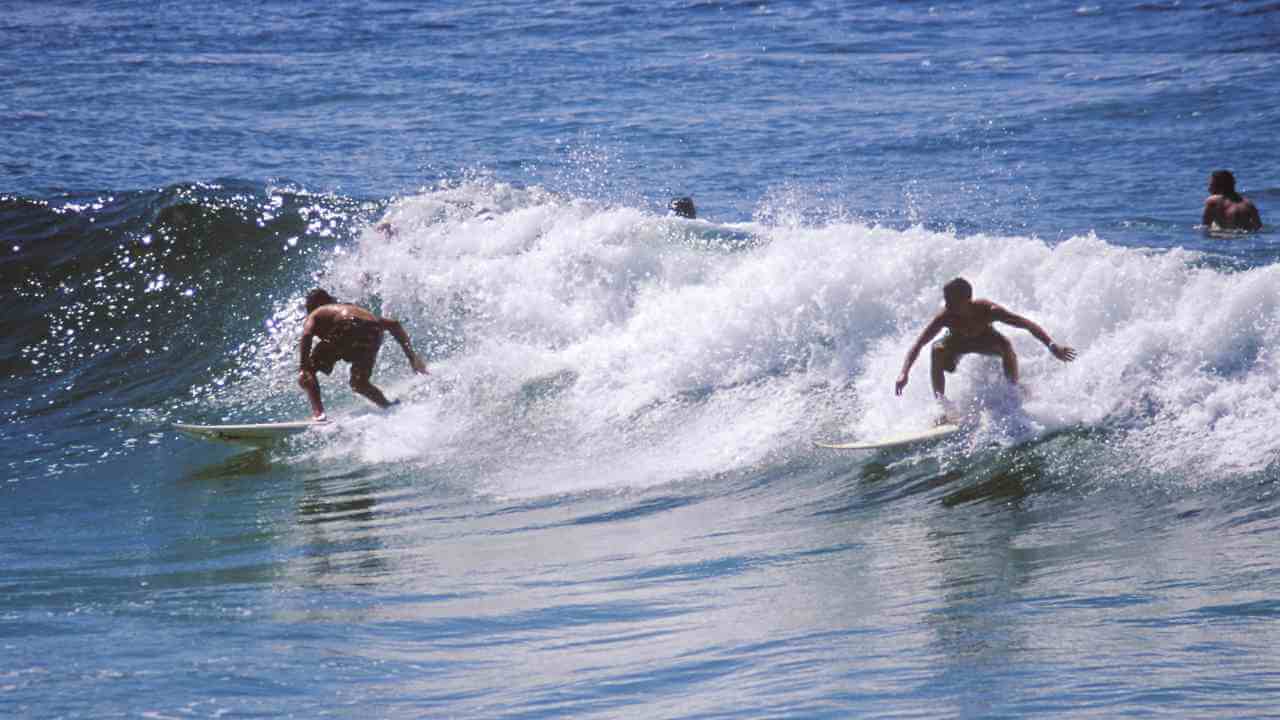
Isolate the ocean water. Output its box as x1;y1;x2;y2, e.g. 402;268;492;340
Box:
4;1;1280;717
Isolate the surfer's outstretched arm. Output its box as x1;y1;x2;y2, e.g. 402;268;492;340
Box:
381;318;428;374
993;308;1077;362
895;315;946;396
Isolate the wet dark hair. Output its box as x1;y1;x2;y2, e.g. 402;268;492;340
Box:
305;288;337;314
943;277;972;306
669;196;696;219
1211;170;1241;201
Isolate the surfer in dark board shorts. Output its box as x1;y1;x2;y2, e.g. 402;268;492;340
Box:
299;288;428;420
1202;170;1262;231
894;277;1076;420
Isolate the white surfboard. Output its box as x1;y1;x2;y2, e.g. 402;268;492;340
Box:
173;419;329;445
814;423;961;451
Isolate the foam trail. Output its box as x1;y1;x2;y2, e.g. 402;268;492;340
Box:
263;182;1280;495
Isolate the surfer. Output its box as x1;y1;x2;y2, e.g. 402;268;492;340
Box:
669;196;697;219
1202;170;1262;231
894;277;1077;416
298;288;428;420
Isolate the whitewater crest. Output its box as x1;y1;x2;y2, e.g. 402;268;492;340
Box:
232;182;1280;491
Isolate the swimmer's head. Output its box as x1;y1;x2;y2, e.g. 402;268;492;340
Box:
668;196;696;219
1209;170;1237;196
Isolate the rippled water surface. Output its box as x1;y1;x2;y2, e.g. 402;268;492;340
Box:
4;1;1280;718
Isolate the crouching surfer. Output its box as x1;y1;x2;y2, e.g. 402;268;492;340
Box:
894;277;1076;422
298;288;428;420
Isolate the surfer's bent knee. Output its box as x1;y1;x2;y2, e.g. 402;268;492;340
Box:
932;340;961;374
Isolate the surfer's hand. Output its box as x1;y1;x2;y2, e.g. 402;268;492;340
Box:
411;355;428;375
894;373;908;396
1049;343;1077;362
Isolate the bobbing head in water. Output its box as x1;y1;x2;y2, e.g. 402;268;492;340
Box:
668;196;696;219
1208;169;1241;201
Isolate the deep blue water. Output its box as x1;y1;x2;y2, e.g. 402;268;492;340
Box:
5;2;1280;718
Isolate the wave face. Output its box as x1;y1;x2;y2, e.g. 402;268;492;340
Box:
9;180;1279;492
6;180;1280;720
1;182;381;476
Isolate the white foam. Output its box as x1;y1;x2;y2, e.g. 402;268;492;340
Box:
271;182;1280;493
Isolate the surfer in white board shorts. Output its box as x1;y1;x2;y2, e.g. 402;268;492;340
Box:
1202;170;1262;231
298;288;428;420
894;277;1077;421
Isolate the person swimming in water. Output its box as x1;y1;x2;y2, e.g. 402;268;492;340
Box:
894;277;1077;418
1202;170;1263;231
669;196;696;219
298;288;428;420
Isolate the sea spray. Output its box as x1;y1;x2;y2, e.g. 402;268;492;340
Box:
245;182;1280;495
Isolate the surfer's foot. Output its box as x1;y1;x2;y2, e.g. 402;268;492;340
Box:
935;397;959;425
313;413;327;422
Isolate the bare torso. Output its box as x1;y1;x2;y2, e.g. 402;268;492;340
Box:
1204;194;1262;231
308;304;380;339
302;304;385;373
939;300;1002;337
